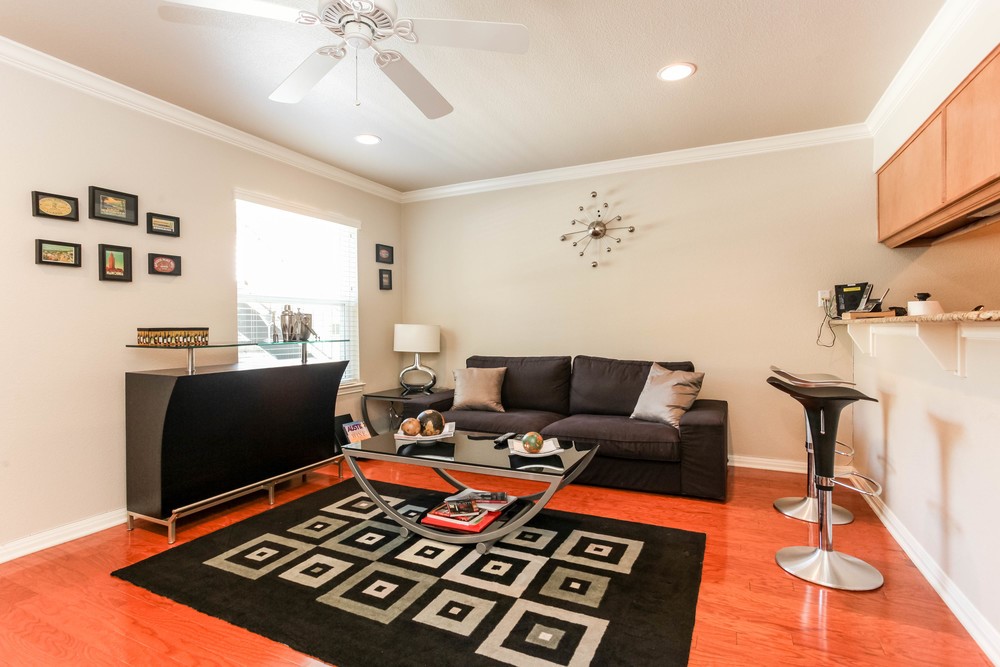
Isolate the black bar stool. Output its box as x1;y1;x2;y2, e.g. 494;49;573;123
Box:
767;377;884;591
769;366;855;525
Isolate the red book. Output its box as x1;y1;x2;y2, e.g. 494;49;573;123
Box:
421;505;501;533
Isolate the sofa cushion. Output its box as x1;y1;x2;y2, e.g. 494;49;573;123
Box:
631;365;705;428
570;356;695;416
541;414;680;462
467;355;572;414
442;408;565;435
452;367;506;412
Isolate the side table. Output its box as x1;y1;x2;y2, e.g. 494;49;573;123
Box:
360;386;454;435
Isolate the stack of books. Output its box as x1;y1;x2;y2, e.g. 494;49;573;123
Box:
419;488;518;533
420;502;500;533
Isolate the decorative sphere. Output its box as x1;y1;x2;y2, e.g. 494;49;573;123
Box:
417;410;446;436
521;432;544;453
400;418;421;436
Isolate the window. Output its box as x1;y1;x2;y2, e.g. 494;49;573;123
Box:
235;195;359;383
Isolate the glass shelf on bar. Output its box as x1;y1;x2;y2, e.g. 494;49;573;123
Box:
126;339;349;350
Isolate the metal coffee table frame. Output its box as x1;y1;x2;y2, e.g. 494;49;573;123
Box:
342;434;599;554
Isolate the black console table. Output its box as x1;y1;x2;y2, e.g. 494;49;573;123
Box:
125;359;349;542
360;386;454;435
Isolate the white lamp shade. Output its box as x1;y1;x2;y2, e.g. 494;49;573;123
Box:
394;324;440;353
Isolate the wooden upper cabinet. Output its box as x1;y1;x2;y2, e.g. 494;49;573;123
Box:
878;115;945;240
878;44;1000;248
945;51;1000;200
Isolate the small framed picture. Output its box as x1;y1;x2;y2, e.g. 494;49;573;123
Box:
98;244;133;282
375;243;394;264
147;212;180;237
379;268;393;290
89;186;138;225
35;239;82;267
32;191;79;221
148;253;182;276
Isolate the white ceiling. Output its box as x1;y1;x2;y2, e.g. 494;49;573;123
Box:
0;0;945;193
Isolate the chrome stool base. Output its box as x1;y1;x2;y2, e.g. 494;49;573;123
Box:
773;495;853;525
776;546;884;591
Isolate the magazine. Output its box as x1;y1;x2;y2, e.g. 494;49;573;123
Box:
444;488;517;512
342;420;372;443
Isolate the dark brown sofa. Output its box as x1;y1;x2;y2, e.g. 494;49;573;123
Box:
424;355;728;500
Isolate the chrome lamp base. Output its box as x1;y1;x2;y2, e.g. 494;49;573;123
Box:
776;546;884;591
773;496;854;525
399;352;437;393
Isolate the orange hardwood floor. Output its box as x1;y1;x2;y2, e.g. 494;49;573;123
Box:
0;464;989;666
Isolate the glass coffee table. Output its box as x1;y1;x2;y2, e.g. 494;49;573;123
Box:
342;431;599;553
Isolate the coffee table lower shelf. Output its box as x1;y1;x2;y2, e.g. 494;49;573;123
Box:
342;446;598;554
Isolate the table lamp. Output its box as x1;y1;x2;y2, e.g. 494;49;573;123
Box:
394;323;440;393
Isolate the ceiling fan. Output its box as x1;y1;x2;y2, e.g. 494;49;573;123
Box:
161;0;529;119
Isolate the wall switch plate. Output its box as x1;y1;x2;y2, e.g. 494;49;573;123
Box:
817;289;831;307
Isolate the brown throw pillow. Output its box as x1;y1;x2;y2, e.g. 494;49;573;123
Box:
630;364;705;428
452;367;507;412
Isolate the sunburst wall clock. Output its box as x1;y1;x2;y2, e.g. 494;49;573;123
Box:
559;192;635;267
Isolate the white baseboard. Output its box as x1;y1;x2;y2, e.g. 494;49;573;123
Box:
730;455;805;473
0;508;126;565
852;479;1000;665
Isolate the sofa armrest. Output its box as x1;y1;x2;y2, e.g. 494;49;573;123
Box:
678;399;729;500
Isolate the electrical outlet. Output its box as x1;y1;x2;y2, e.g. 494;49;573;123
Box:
817;289;831;307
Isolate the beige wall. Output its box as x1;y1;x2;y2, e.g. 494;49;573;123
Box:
0;59;403;549
401;138;917;466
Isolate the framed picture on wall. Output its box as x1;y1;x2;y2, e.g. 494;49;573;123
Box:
379;269;392;290
147;212;180;237
148;253;182;276
32;191;79;220
35;239;82;267
98;244;133;282
375;243;394;264
89;186;138;225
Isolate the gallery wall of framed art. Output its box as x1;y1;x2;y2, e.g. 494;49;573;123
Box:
31;185;182;282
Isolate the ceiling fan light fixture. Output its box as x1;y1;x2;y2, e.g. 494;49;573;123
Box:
657;62;697;81
355;134;382;145
343;21;375;49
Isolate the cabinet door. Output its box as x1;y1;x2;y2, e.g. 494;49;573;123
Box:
946;51;1000;200
878;115;945;241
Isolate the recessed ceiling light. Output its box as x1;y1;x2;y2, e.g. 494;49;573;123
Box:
355;134;381;145
657;63;697;82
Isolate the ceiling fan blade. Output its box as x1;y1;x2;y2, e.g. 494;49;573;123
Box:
408;18;529;54
376;52;453;119
269;49;345;103
160;0;303;23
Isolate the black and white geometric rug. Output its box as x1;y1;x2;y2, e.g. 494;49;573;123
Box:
113;480;705;666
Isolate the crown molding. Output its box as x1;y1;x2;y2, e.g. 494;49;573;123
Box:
0;37;402;203
401;124;871;203
865;0;984;138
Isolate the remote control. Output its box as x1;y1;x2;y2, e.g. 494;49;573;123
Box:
493;432;517;445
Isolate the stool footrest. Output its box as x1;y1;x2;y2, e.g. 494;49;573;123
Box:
834;440;855;459
832;471;882;497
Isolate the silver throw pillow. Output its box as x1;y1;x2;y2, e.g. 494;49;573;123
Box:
452;367;507;412
630;364;705;428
